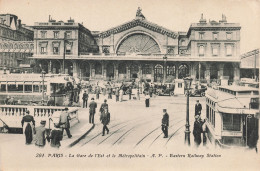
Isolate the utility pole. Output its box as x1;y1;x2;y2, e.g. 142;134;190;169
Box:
63;32;67;74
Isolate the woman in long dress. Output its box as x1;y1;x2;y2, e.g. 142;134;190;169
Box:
21;110;35;144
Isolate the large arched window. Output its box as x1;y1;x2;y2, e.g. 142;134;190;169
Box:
117;33;161;54
167;64;176;77
178;64;189;79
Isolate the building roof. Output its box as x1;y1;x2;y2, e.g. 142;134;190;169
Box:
98;18;178;39
219;85;259;92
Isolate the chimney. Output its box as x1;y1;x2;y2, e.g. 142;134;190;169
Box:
199;13;207;24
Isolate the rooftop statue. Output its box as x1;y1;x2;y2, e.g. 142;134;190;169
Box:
136;7;145;20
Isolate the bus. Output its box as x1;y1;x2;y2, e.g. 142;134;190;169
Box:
205;85;259;148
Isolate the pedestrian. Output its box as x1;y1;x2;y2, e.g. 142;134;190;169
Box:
100;99;109;114
248;128;259;153
82;90;88;108
35;120;47;147
137;89;140;100
195;100;202;116
193;115;205;147
145;93;150;107
59;107;72;139
100;108;110;136
202;118;207;146
128;86;132;100
108;87;112;99
47;123;63;148
119;89;124;102
115;88;119;102
96;86;100;100
161;109;169;138
89;98;97;124
21;110;35;144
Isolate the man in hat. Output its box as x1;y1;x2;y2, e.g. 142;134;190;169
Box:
89;98;97;124
47;123;63;148
193;115;205;147
100;108;110;136
161;109;169;138
21;110;35;144
35;120;47;147
59;107;72;138
195;100;202;116
82;90;89;108
100;99;109;114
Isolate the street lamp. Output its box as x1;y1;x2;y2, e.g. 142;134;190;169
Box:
183;77;193;146
163;55;168;84
41;70;46;101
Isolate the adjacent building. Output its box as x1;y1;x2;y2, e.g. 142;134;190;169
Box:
0;14;34;73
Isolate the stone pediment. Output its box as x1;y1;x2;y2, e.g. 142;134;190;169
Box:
99;19;178;39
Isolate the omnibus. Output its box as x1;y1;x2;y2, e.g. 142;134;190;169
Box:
205;85;259;148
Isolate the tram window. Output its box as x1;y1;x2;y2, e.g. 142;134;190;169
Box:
253;91;259;95
206;105;209;119
8;84;23;92
33;85;40;93
223;114;241;131
40;85;47;92
0;84;6;92
24;85;32;93
51;83;65;94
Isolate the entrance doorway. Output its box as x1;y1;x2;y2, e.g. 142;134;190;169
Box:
130;64;139;79
154;64;163;82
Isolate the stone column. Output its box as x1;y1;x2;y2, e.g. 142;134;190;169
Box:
48;60;52;74
218;63;224;79
114;62;119;80
89;62;95;80
233;63;240;83
205;63;211;83
102;61;107;80
175;63;179;79
151;63;154;82
126;64;130;80
138;64;142;79
190;63;196;81
72;61;79;78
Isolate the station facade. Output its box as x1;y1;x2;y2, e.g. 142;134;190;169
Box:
31;10;242;83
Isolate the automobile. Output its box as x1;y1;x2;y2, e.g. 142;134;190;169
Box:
155;83;175;96
189;84;207;97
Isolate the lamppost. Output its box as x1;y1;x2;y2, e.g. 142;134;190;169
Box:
163;55;168;84
183;77;193;146
63;32;67;74
41;70;46;101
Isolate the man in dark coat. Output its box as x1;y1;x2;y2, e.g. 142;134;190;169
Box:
248;128;259;153
82;90;88;108
89;98;97;124
195;100;202;116
193;115;205;147
128;87;132;100
21;110;35;144
59;107;72;138
161;109;169;138
35;120;47;147
100;99;109;113
100;108;110;136
115;88;119;102
95;87;100;100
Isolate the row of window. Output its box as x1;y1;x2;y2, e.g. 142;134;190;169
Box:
40;31;72;39
198;44;233;56
0;27;33;41
39;42;73;55
0;84;47;93
206;105;215;128
199;32;233;40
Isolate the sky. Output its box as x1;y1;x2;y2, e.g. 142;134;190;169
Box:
0;0;259;54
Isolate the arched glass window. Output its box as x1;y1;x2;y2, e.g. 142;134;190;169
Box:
118;63;126;74
95;62;102;75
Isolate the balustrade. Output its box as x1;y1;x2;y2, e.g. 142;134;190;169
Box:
0;105;79;128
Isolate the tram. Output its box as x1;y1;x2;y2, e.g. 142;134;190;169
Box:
205;85;259;148
0;73;80;106
0;73;81;132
